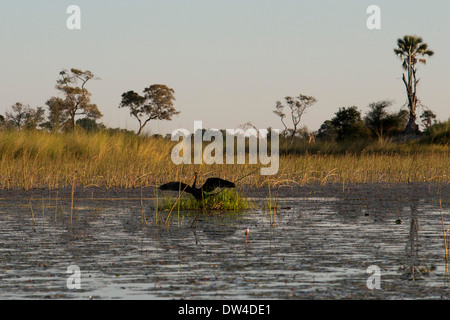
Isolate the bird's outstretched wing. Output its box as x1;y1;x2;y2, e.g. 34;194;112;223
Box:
159;182;193;193
201;178;235;193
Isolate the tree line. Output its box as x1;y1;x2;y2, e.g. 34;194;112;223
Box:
0;68;180;134
273;34;439;143
275;97;437;143
0;34;444;143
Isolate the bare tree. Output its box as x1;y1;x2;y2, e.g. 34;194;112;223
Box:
273;94;317;142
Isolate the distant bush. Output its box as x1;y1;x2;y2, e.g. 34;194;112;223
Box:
76;118;106;133
421;119;450;145
329;106;371;141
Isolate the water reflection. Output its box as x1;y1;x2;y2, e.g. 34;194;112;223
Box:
405;196;421;280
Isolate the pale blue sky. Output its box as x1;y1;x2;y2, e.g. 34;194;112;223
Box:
1;0;449;134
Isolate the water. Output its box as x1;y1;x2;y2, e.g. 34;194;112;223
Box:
0;186;449;299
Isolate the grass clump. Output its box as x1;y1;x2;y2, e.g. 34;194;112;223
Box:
158;189;253;211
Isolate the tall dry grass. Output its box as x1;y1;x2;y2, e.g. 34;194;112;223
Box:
0;129;448;190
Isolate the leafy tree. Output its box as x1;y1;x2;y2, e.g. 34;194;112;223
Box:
317;120;338;142
5;102;45;130
331;106;370;141
42;97;70;132
273;94;317;143
56;68;102;130
420;110;437;129
364;100;408;139
119;84;179;135
394;35;434;134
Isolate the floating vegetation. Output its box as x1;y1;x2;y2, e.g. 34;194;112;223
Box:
158;189;253;211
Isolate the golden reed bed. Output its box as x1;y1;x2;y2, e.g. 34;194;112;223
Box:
0;130;448;190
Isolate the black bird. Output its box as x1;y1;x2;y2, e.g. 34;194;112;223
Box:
159;173;235;201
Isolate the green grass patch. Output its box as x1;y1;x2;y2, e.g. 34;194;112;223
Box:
158;189;253;211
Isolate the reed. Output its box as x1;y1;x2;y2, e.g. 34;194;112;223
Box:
0;130;448;190
140;187;148;226
163;172;194;225
265;181;278;226
154;185;160;226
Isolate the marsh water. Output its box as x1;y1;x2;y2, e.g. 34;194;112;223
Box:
0;183;449;299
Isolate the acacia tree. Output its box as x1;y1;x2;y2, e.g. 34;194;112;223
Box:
394;35;434;134
56;68;102;130
119;84;179;135
273;94;317;142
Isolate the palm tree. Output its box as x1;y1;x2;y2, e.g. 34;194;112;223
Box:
394;35;434;134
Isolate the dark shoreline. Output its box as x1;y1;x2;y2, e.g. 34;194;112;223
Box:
1;182;448;202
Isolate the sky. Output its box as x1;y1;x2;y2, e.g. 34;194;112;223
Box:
0;0;449;135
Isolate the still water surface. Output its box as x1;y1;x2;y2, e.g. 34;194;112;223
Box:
0;188;449;299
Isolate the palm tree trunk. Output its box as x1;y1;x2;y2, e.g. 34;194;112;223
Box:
402;52;420;135
405;116;419;135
